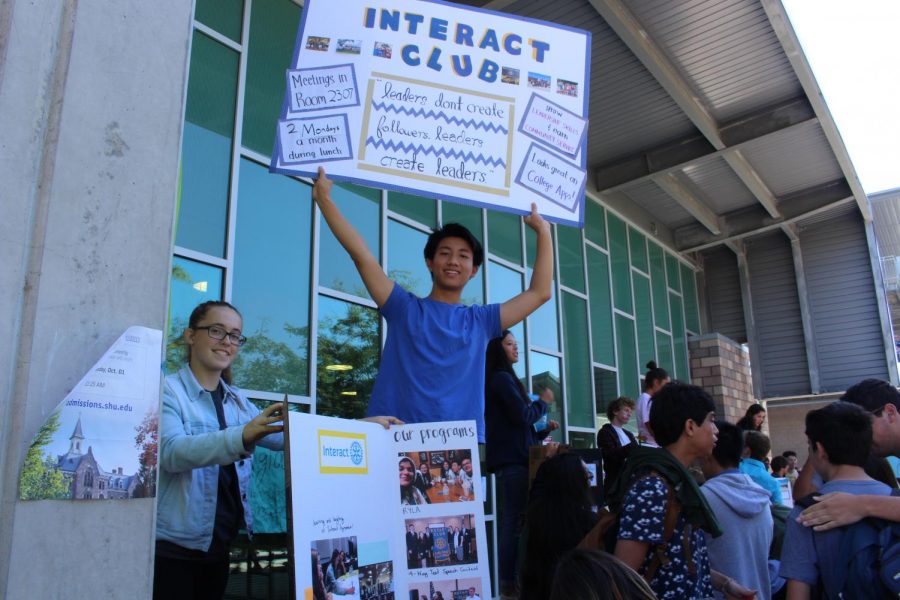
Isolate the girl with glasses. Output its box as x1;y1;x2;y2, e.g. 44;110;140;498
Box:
154;300;286;600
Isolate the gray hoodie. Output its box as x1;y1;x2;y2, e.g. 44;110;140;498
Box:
701;471;773;600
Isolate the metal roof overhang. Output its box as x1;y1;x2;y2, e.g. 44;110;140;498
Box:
454;0;871;262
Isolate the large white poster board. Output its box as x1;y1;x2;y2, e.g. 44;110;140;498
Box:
270;0;591;227
288;414;489;600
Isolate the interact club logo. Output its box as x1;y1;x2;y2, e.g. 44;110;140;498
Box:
350;441;363;465
318;430;368;474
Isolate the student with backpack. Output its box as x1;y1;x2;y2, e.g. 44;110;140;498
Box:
607;382;756;600
700;421;774;600
780;401;896;599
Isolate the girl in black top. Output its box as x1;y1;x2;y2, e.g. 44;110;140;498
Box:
484;330;558;597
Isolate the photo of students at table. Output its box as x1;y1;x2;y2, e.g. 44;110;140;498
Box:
398;450;476;505
311;536;359;598
404;515;478;569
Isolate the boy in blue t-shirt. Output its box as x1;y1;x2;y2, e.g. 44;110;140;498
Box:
312;168;554;441
780;401;893;598
740;430;785;506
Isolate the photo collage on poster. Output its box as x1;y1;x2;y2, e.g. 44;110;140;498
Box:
395;440;487;598
290;416;489;600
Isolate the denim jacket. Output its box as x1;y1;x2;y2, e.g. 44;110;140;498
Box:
156;365;284;551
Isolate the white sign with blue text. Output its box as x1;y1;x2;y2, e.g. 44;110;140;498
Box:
270;0;591;227
288;415;489;600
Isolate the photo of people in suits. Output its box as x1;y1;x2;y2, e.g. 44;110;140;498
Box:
404;515;477;569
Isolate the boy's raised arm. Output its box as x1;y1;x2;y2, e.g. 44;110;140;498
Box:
313;167;394;307
500;203;553;330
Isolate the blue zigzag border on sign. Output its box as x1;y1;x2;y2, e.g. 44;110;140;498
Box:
365;138;507;168
370;102;509;134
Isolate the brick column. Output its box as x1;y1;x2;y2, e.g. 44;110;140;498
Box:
688;333;755;424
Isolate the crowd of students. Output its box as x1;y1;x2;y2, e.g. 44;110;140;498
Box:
506;377;900;600
154;167;900;600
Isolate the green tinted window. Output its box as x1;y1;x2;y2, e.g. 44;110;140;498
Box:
527;265;559;351
557;225;585;292
586;247;614;366
615;314;639;399
488;210;522;265
632;273;654;369
648;242;670;331
389;192;436;227
628;227;648;273
594;367;637;434
442;202;483;245
607;214;632;313
176;32;238;257
242;0;301;155
666;253;682;293
488;261;525;377
231;160;311;396
166;257;223;372
670;293;688;380
318;182;380;298
563;293;592;428
462;269;485;307
195;0;243;42
316;296;380;418
655;330;674;375
681;264;701;333
585;200;606;248
388;220;431;298
530;350;562;442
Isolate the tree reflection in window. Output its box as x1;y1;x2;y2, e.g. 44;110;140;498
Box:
316;296;380;419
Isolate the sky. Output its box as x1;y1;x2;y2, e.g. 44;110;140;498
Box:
783;0;900;195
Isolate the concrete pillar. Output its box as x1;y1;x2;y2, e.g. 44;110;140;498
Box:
0;1;191;597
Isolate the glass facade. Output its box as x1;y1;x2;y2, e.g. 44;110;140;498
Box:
167;1;703;595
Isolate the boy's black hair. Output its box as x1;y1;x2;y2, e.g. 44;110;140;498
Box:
648;382;715;447
743;431;771;461
841;378;900;416
770;455;789;473
782;450;798;459
805;401;872;468
711;420;742;469
424;223;484;267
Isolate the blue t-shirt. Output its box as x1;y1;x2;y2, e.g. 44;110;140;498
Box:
780;479;893;590
740;458;784;505
367;285;501;441
618;474;713;600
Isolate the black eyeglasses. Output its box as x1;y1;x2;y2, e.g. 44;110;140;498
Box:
194;325;247;346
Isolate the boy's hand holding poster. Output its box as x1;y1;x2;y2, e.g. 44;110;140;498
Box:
289;414;489;600
270;0;591;227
